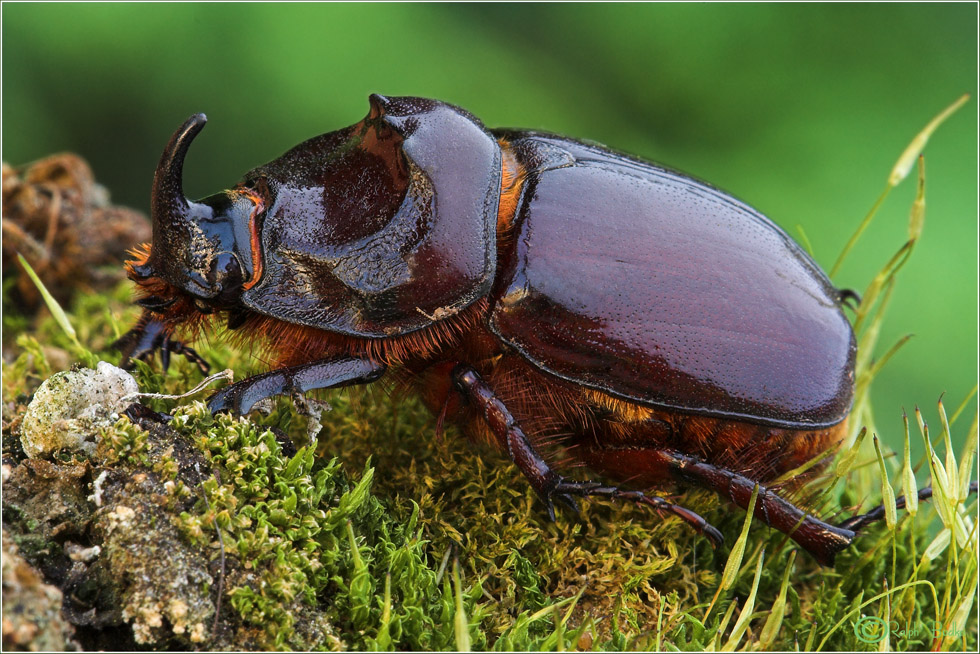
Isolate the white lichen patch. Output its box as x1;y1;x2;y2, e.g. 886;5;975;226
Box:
65;542;102;563
88;469;109;507
167;598;189;634
122;597;164;644
97;497;215;647
20;361;139;459
120;577;213;645
189;622;207;643
104;505;137;536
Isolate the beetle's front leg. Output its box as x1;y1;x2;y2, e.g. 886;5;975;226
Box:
208;357;387;415
114;314;210;373
450;364;723;545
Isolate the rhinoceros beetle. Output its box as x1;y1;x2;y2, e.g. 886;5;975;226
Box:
119;94;937;566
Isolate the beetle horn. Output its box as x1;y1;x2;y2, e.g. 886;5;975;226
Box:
150;113;209;251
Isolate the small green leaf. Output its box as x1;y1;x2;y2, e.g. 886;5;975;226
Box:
942;566;979;650
713;597;739;651
759;551;795;649
328;467;375;527
922;527;951;562
836;427;868;478
373;573;393;651
722;484;759;591
958;414;978;502
346;521;372;628
937;398;960;502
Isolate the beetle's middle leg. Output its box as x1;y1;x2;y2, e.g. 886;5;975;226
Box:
451;364;723;544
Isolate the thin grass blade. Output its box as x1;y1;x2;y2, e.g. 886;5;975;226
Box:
937;399;960;501
958;414;977;502
722;548;765;651
907;155;925;241
453;559;471;652
759;551;795;650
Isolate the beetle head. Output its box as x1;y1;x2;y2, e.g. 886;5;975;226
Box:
133;114;257;310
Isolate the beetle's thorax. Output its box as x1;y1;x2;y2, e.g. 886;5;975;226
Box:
235;95;503;339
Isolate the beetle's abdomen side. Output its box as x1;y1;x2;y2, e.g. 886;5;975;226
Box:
574;386;848;484
489;133;856;429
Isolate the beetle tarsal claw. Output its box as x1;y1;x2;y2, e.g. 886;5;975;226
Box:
556;494;581;515
700;524;725;548
838;287;862;311
544;487;584;516
542;498;558;523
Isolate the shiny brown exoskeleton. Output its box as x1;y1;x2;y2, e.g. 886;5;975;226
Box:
119;95;901;565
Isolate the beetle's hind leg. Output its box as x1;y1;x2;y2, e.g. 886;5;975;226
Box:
451;364;723;544
838;480;978;531
655;450;855;565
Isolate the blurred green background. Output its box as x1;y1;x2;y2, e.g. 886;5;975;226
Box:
3;3;977;453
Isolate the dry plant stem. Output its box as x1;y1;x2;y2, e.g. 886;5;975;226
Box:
120;369;234;403
197;463;226;638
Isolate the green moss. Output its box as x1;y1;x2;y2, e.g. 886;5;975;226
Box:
165;401;492;650
97;418;150;467
309;388;733;641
